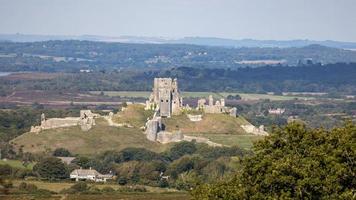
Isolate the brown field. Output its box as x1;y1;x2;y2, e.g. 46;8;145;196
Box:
0;90;123;108
3;72;63;80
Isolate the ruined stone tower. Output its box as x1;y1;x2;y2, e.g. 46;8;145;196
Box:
146;78;182;117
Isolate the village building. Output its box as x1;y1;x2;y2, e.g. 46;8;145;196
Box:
70;168;113;182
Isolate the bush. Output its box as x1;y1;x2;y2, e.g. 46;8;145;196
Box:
117;177;128;185
117;186;147;193
33;157;68;180
53;148;72;157
168;141;197;160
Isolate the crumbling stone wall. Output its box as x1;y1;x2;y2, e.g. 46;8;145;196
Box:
197;95;229;114
30;110;98;133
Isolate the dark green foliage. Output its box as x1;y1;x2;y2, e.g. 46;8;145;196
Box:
0;164;12;176
53;148;72;157
116;185;147;193
119;147;160;162
33;157;68;180
168;141;197;160
192;122;356;199
227;94;241;100
117;177;128;185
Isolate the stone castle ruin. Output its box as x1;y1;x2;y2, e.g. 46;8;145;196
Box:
145;78;183;118
30;110;98;133
145;111;183;143
197;95;228;114
144;78;237;146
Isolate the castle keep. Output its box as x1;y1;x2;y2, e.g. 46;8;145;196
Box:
145;78;182;117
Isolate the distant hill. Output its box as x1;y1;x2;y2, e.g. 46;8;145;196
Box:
1;40;356;72
1;34;356;49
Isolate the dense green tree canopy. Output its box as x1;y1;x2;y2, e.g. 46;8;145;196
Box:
192;122;356;199
53;148;72;157
33;157;68;180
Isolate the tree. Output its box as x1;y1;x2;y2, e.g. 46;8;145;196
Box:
33;157;68;180
168;141;197;160
53;148;72;157
192;122;356;199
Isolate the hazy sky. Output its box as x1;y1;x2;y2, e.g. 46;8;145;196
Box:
1;0;356;41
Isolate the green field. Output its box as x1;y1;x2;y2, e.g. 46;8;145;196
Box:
90;91;311;101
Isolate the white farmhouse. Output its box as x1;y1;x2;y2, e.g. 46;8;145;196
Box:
70;168;113;182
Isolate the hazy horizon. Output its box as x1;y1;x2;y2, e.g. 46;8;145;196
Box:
1;0;356;42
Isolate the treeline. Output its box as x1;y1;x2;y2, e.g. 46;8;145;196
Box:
2;63;355;94
2;40;356;72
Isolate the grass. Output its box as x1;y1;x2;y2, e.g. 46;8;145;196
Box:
90;91;312;101
11;180;180;193
0;160;35;170
188;133;263;149
163;113;250;135
162;113;264;149
4;180;190;200
10;118;170;156
112;104;154;128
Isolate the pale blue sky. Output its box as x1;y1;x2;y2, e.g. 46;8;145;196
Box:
0;0;356;41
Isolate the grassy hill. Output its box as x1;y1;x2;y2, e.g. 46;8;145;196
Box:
10;118;169;156
163;113;250;134
112;104;154;128
163;113;263;149
10;104;263;155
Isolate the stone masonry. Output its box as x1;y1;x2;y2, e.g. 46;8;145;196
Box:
145;78;183;117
